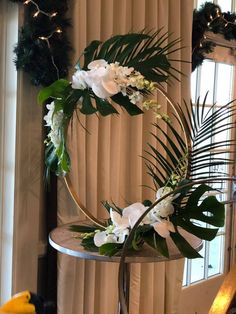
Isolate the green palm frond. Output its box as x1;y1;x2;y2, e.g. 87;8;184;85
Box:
145;95;236;188
143;98;233;256
79;30;182;84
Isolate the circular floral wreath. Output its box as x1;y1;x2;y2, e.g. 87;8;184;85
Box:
39;30;236;260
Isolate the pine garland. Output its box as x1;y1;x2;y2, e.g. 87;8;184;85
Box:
9;0;71;86
192;2;236;71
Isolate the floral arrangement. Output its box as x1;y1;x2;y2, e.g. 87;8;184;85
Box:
43;58;157;167
38;31;179;177
39;30;236;259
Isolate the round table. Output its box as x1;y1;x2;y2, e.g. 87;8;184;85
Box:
49;221;203;263
49;221;203;313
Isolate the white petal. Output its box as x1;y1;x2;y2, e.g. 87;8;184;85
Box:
156;186;173;199
105;234;117;243
123;202;145;217
152;222;170;238
110;210;129;228
91;83;112;99
123;202;148;228
166;220;175;233
72;70;88;90
110;210;122;226
156;202;175;217
113;227;129;243
102;80;120;96
94;231;108;247
88;59;108;69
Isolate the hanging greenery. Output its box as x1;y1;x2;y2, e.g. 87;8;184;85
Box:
192;2;236;72
8;0;71;86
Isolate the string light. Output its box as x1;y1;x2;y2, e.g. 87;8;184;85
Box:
24;0;58;19
197;7;236;49
39;28;62;41
206;8;236;29
23;0;63;80
38;28;63;79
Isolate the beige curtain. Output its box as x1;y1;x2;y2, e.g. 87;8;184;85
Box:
58;1;193;313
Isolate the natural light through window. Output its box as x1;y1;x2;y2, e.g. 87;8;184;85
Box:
183;59;234;286
197;0;234;12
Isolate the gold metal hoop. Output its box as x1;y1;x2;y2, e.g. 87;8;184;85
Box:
64;89;190;229
64;176;105;228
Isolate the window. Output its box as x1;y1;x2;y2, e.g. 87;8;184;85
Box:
196;0;234;11
183;59;235;286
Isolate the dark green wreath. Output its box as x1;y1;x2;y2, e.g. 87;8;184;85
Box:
192;2;236;71
9;0;71;86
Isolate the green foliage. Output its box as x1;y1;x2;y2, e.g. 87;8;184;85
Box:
170;232;202;259
192;2;236;71
142;94;236;257
40;30;182;176
143;230;169;258
146;96;236;188
169;181;225;257
99;243;123;257
80;31;181;83
69;224;102;233
10;0;71;86
38;79;70;104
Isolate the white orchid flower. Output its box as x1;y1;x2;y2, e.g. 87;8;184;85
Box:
72;59;123;99
87;59;108;69
152;220;175;238
94;231;117;247
110;209;129;228
87;65;120;99
93;203;152;248
43;101;64;148
122;202;150;228
72;70;88;90
93;211;130;247
152;186;179;218
71;59;151;101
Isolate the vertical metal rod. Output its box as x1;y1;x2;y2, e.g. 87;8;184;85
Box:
119;263;130;314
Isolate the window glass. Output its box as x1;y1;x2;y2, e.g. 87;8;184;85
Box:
199;61;215;103
217;0;232;12
190;242;205;283
184;58;234;286
208;235;224;277
215;64;234;104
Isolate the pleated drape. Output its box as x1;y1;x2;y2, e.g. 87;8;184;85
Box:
57;1;193;313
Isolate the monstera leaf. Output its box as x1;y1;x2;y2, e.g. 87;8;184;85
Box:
143;96;236;257
169;183;225;258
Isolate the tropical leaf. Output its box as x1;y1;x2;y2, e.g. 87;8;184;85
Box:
145;94;236;188
99;243;123;256
80;31;182;84
37;79;70;105
141;94;235;257
70;224;100;233
94;96;118;116
143;230;169;258
165;181;224;258
170;231;202;258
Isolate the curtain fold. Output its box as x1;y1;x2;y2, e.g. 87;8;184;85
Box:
58;1;193;313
